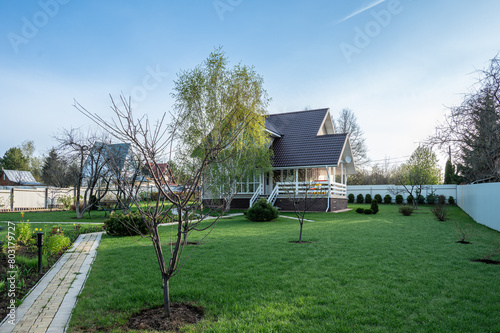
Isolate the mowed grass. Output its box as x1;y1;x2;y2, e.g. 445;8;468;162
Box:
69;205;500;332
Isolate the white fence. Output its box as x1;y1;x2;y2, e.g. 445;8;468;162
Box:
347;184;458;202
0;187;75;212
457;183;500;232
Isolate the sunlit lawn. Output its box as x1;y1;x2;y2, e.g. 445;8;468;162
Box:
68;204;500;332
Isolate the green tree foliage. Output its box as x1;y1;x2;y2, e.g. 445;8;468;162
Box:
398;146;441;208
443;159;458;184
42;149;78;187
0;147;29;171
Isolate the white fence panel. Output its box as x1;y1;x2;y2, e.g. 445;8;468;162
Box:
457;183;500;232
14;188;46;209
347;184;458;202
0;190;11;211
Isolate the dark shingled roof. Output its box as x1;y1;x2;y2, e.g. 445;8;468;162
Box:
266;109;347;168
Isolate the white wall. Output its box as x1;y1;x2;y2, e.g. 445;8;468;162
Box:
457;183;500;232
347;184;457;202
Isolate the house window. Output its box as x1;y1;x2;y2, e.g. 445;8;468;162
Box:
298;169;306;182
237;173;260;193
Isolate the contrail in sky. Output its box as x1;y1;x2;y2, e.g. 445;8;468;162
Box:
337;0;387;23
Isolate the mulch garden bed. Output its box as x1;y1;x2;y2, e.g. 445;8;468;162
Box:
0;246;63;320
126;303;204;331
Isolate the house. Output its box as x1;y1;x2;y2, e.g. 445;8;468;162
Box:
0;169;44;186
207;108;356;212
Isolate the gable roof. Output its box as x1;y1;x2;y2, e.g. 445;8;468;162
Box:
2;170;44;186
266;108;348;168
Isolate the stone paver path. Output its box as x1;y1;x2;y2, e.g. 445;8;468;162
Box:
0;232;103;333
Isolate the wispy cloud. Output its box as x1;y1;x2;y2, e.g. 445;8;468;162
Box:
337;0;387;23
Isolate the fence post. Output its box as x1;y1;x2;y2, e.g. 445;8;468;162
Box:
10;188;14;211
45;187;49;209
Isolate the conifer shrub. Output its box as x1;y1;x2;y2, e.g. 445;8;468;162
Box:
407;195;414;205
104;212;150;236
383;194;392;204
426;193;436;205
370;200;379;214
356;194;364;204
448;196;455;205
356;208;364;214
246;198;279;222
374;194;382;203
417;195;425;205
348;193;355;203
365;194;372;204
395;194;404;204
364;209;373;215
438;195;446;205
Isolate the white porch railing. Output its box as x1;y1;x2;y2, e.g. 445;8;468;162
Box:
267;184;279;205
249;183;264;207
276;181;346;197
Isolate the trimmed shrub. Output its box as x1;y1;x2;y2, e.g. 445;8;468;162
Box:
356;194;364;204
448;196;455;205
104;212;150;236
348;193;355;204
44;234;70;255
383;194;392;204
426;193;436;205
246;198;279;222
407;195;414;204
395;194;404;205
355;208;364;214
370;200;379;214
374;194;382;203
438;195;446;205
365;194;372;204
364;209;373;215
417;195;425;205
399;205;414;216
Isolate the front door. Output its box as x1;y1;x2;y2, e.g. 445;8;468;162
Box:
264;172;273;195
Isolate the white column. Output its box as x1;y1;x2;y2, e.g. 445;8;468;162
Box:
295;169;298;194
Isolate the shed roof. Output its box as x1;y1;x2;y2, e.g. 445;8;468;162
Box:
266;108;348;168
2;170;44;185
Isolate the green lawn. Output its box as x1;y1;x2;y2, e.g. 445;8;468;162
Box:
68;205;500;332
0;209;110;223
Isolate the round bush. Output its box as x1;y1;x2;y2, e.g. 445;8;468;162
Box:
370;200;379;214
364;209;373;215
365;194;372;204
348;193;355;204
374;194;382;203
355;208;364;214
417;195;425;205
383;194;392;204
246;198;279;222
356;194;364;204
407;195;414;204
448;196;455;205
395;194;404;204
104;212;150;236
438;195;446;205
426;193;436;205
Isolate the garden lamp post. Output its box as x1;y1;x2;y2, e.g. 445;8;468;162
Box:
37;232;44;274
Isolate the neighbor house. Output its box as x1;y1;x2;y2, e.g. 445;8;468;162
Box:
0;169;44;186
205;108;356;212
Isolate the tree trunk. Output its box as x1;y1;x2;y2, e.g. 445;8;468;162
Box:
162;274;170;317
299;221;303;243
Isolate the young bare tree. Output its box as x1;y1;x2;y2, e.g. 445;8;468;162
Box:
283;181;322;243
76;48;271;317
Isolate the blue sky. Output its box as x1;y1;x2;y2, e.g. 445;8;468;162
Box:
1;0;500;169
